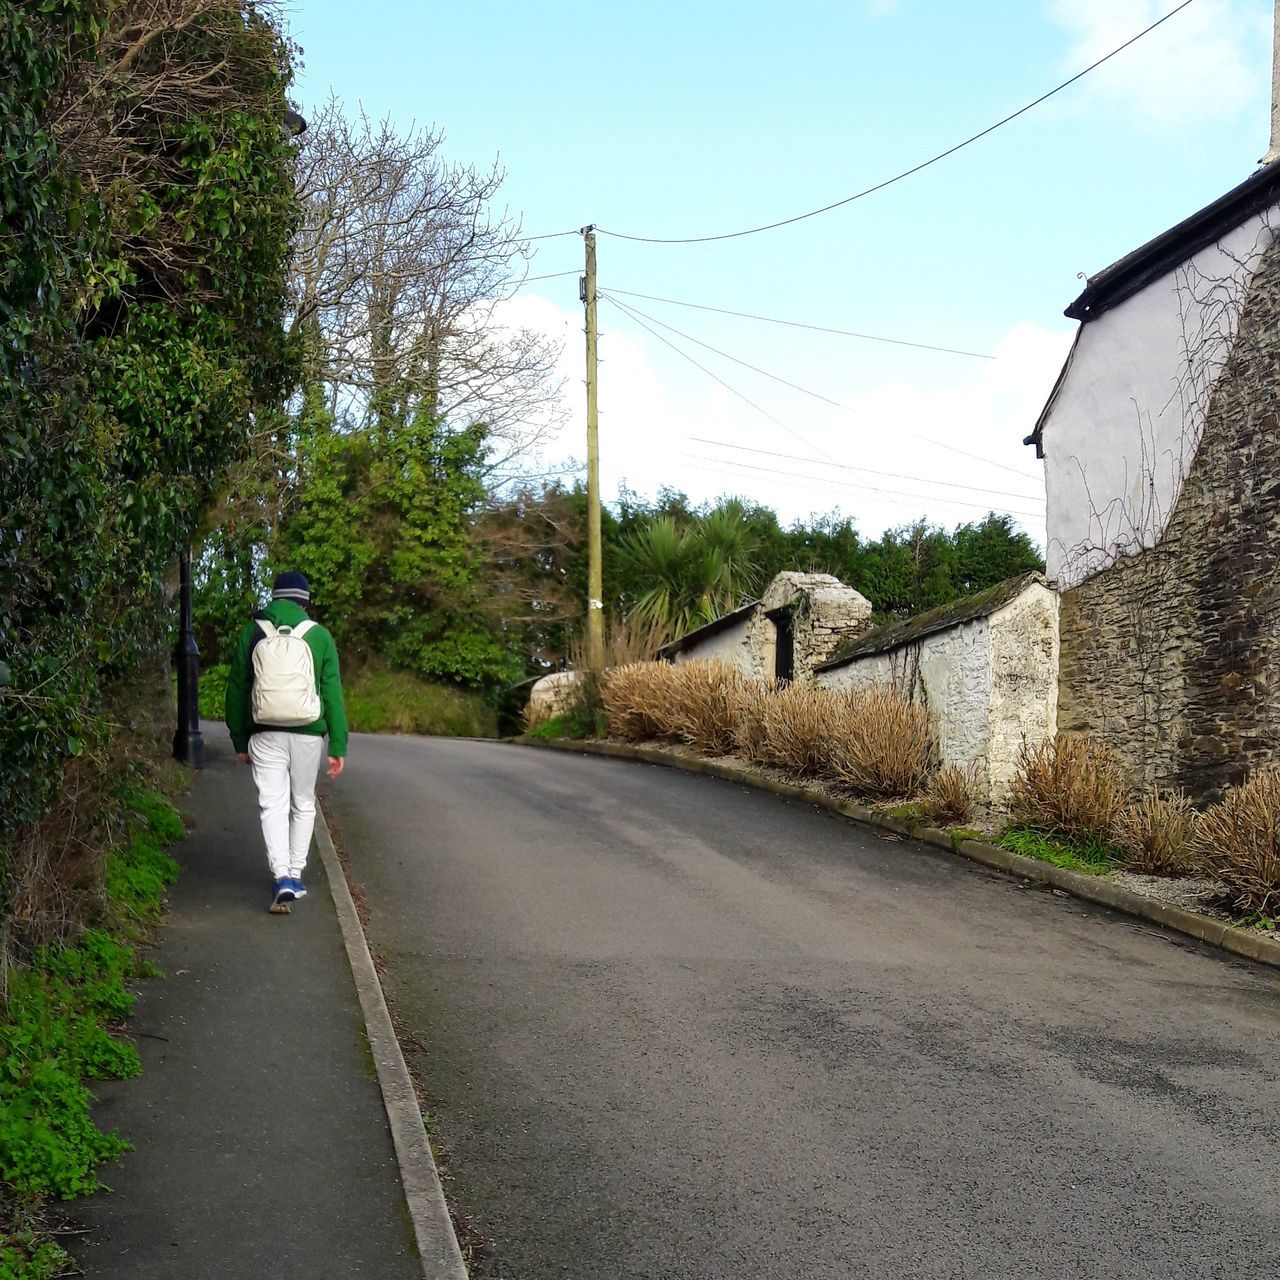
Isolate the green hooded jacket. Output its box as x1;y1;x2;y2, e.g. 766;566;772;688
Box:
224;599;349;756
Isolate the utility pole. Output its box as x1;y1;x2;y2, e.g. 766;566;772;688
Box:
1264;0;1280;164
581;226;604;670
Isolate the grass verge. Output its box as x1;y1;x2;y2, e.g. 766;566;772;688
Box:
344;667;497;738
1;786;181;1280
198;662;497;739
998;825;1119;877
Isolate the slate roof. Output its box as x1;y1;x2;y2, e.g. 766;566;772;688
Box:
814;571;1048;672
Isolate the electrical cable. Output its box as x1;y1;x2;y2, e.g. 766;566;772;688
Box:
596;1;1197;245
603;294;1038;524
689;437;1043;502
600;293;843;466
604;292;858;412
607;288;993;359
604;292;1040;480
518;269;582;284
524;229;582;242
683;457;1045;520
685;453;1044;516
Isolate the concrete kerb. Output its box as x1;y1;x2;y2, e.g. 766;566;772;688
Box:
313;809;470;1280
521;737;1280;972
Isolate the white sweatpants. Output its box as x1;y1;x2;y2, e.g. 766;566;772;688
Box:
249;731;325;881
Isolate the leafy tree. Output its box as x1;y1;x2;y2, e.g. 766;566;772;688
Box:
276;414;520;687
952;513;1042;594
505;487;1045;663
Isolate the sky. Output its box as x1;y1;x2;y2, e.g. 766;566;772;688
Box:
288;0;1275;547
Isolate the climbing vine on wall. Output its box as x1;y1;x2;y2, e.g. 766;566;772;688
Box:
0;1;300;856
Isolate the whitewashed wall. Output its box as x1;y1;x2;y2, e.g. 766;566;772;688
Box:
527;671;579;723
671;614;755;673
817;618;993;793
667;572;872;682
814;582;1059;803
1042;211;1277;589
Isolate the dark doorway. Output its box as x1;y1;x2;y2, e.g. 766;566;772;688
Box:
771;609;795;683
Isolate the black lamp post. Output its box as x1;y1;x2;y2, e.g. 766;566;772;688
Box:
172;548;204;768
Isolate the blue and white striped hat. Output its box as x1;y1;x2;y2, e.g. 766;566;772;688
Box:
271;571;311;604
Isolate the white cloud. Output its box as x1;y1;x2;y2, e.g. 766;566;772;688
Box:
1046;0;1268;128
498;285;1074;548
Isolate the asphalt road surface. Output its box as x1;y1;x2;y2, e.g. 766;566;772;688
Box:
323;735;1280;1280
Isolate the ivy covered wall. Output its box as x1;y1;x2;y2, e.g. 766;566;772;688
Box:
0;1;300;879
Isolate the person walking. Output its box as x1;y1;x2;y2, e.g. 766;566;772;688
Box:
225;571;348;914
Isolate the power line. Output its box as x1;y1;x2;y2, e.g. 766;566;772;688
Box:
518;269;581;284
603;292;855;412
604;292;1040;481
686;454;1044;517
604;293;1041;526
607;288;994;359
690;437;1043;502
600;293;842;466
684;457;1045;521
525;229;582;242
596;1;1197;245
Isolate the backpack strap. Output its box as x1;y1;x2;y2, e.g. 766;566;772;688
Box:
291;619;317;639
254;618;277;639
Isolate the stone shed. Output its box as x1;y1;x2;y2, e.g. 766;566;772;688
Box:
813;573;1059;803
1028;157;1280;798
656;571;874;683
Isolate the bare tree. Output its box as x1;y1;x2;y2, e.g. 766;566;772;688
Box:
289;99;566;475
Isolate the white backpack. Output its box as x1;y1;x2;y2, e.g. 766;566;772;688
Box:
250;618;323;727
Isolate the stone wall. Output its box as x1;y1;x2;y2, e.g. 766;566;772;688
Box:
988;585;1060;796
1057;236;1280;800
817;617;994;795
816;582;1059;804
746;572;873;682
671;572;873;683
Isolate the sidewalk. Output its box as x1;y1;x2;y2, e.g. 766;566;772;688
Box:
70;722;423;1280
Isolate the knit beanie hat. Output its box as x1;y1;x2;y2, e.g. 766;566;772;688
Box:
271;571;310;604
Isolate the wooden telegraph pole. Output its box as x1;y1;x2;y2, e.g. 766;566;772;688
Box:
582;226;604;669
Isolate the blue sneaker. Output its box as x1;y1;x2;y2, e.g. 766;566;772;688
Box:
270;878;296;914
288;877;307;900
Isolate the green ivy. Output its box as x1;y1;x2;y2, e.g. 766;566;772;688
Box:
0;2;300;852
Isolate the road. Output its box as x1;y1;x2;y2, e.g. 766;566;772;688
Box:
323;735;1280;1280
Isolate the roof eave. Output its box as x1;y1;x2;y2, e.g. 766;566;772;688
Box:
654;599;760;659
1065;158;1280;323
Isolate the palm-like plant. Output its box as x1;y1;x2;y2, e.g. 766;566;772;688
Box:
622;505;761;637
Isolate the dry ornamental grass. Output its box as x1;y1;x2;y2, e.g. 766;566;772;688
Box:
601;662;674;742
666;660;750;756
1194;768;1280;915
1110;789;1195;877
922;763;981;825
731;680;775;765
758;683;836;776
823;686;935;799
1008;734;1130;840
